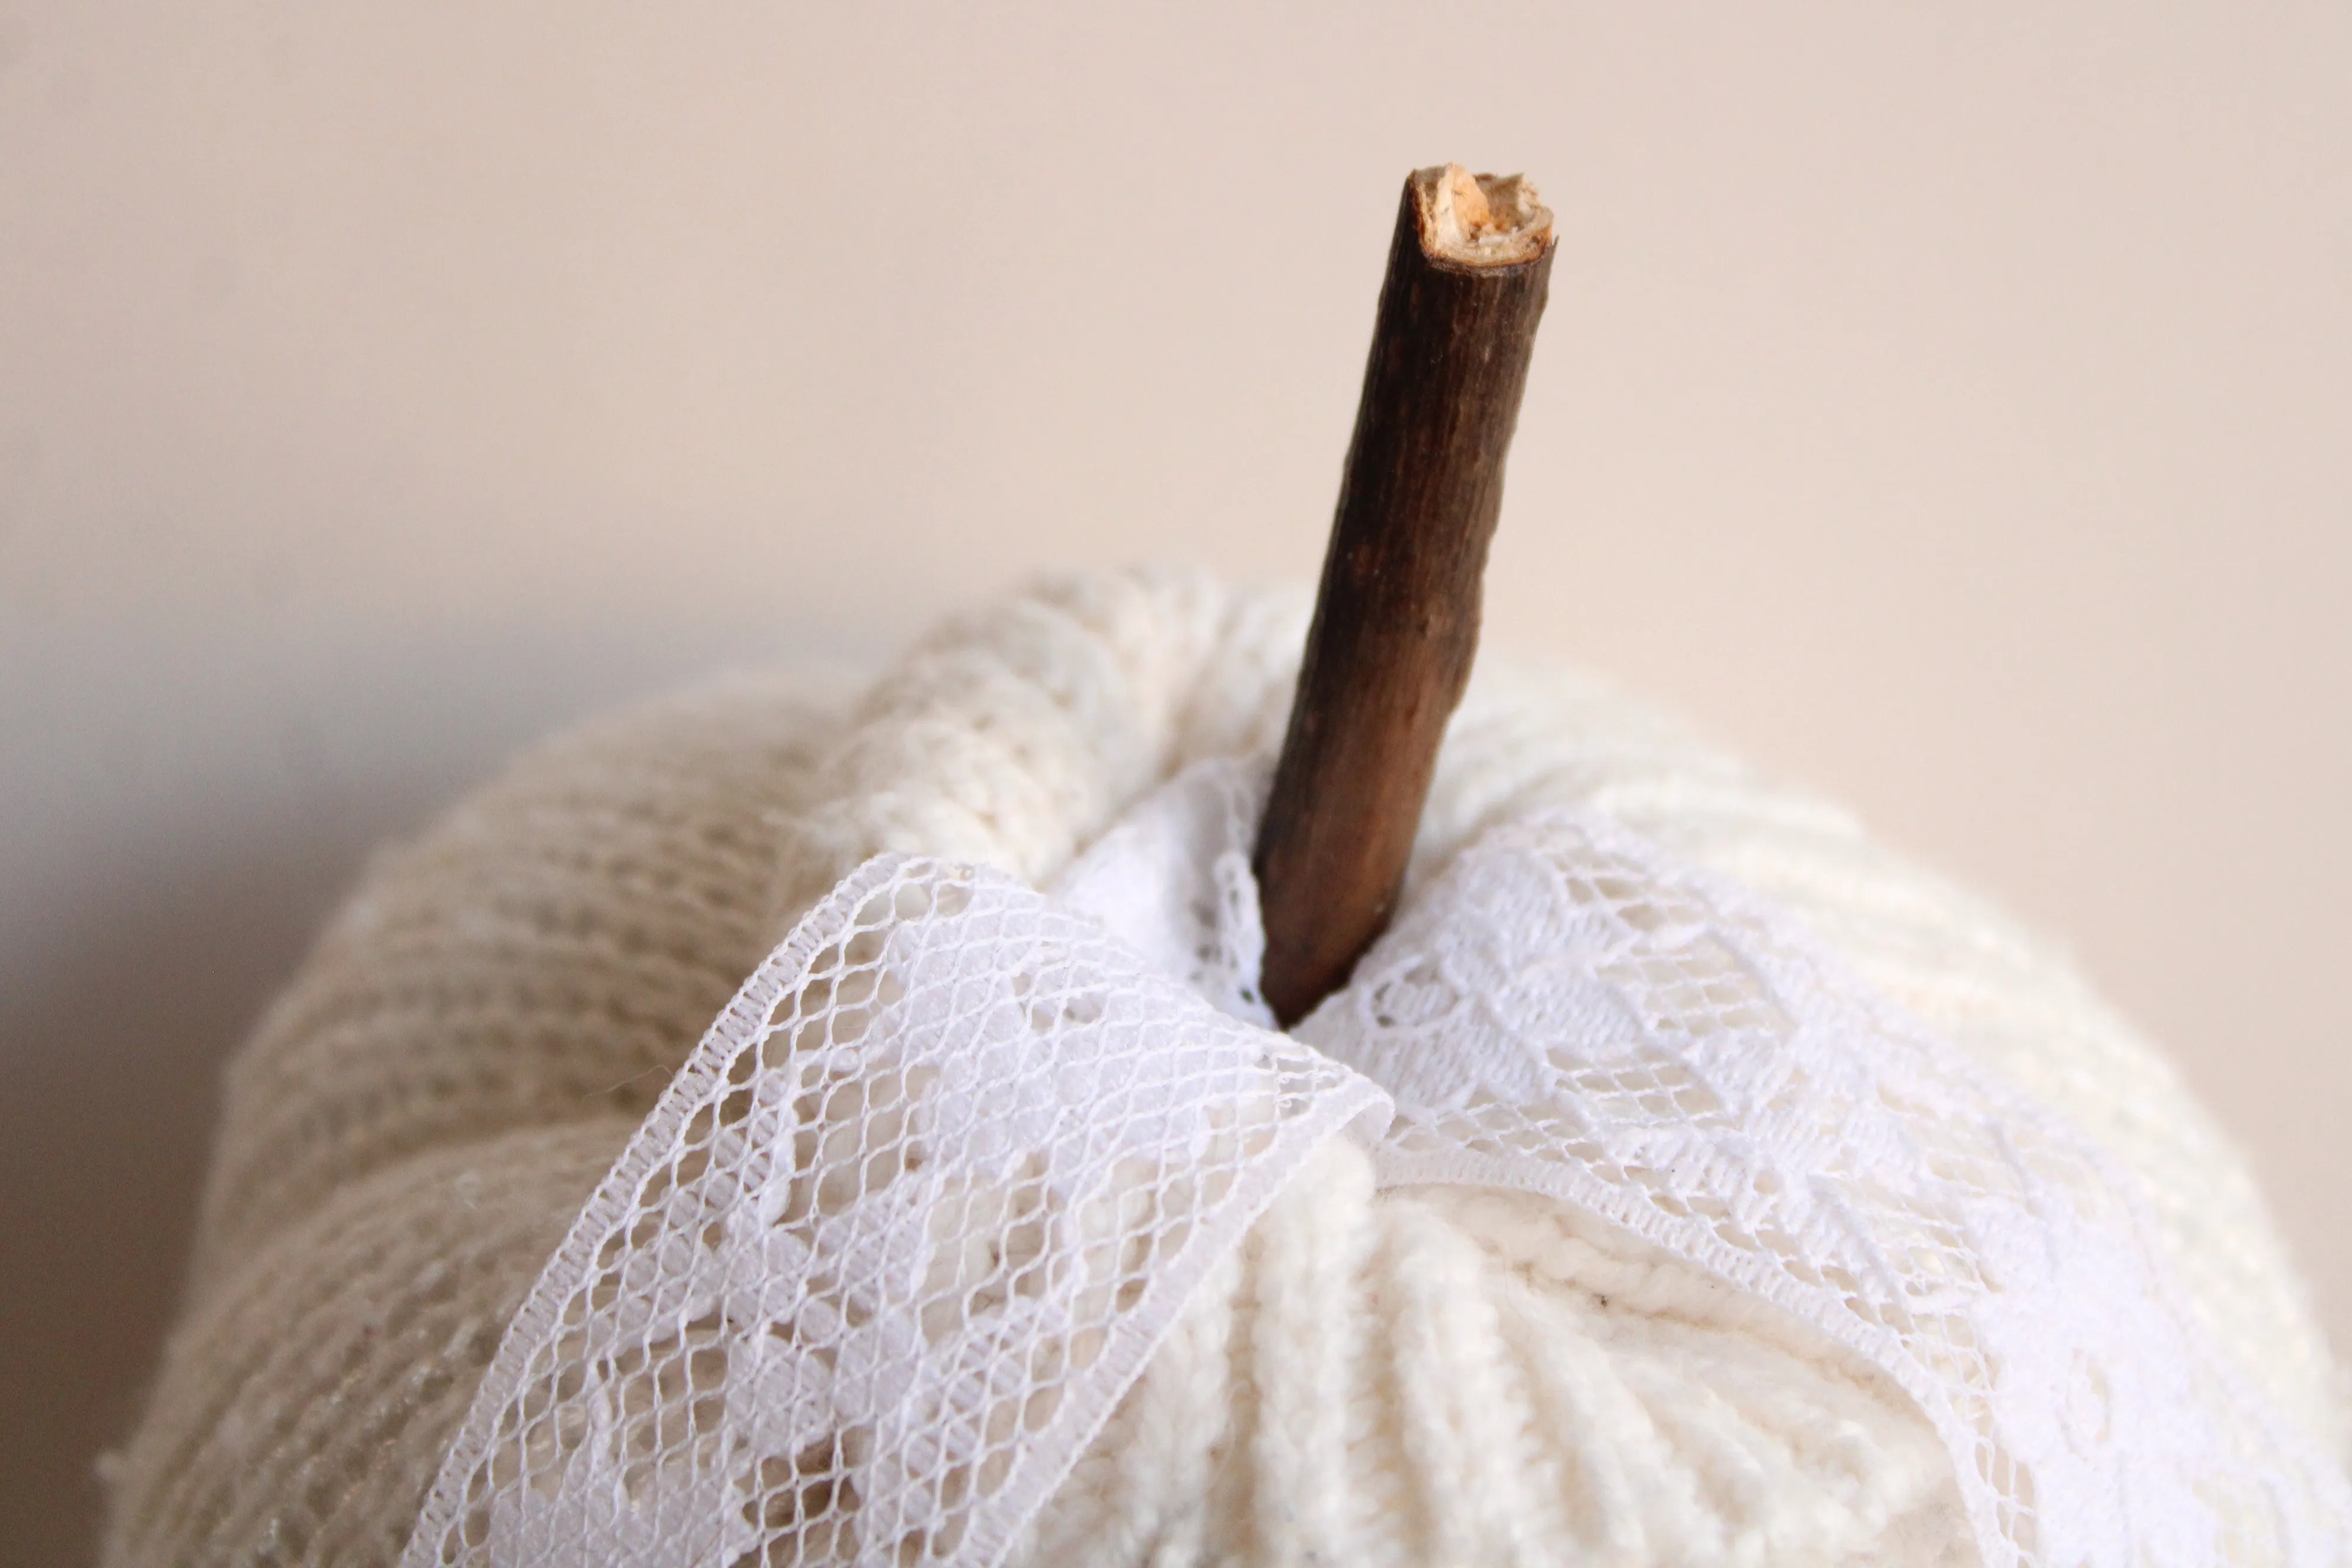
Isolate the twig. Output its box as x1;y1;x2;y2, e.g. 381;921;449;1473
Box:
1255;164;1557;1025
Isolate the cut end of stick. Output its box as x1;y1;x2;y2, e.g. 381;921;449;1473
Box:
1411;164;1554;268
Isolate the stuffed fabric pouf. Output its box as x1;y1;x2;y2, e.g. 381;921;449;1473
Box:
101;568;2350;1568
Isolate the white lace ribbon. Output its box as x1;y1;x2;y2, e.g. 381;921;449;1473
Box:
404;760;2351;1568
1298;805;2352;1567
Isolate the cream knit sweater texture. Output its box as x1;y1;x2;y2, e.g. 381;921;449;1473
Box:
103;568;2344;1566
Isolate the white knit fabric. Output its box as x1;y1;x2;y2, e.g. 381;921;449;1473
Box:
104;568;2347;1567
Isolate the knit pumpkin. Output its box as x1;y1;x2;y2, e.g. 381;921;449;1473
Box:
103;569;2347;1567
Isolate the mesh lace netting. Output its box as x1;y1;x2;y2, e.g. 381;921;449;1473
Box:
403;757;2350;1567
105;569;2348;1567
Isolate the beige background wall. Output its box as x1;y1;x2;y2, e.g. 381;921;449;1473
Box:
4;4;2347;1562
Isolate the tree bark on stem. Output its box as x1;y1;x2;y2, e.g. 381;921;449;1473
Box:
1255;164;1557;1027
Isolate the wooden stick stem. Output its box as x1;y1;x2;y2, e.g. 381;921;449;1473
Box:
1254;164;1557;1026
